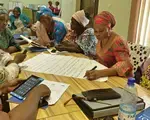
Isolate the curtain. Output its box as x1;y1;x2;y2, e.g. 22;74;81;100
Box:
136;0;150;46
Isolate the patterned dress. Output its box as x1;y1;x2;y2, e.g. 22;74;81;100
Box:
75;28;97;56
64;28;97;56
0;50;20;111
96;36;133;77
0;28;21;50
49;20;67;44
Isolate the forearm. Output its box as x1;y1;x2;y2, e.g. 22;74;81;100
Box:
64;46;83;53
98;68;118;77
8;90;41;120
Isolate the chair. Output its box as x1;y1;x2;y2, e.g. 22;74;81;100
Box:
128;42;150;74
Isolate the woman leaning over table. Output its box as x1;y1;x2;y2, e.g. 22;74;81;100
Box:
55;10;97;56
85;11;133;80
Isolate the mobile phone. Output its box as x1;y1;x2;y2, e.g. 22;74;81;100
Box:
10;75;44;100
136;107;150;120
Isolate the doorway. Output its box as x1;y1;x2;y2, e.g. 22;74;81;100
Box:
80;0;99;27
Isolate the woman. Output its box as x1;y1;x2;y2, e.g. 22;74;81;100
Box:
48;1;54;13
32;10;67;46
9;7;31;31
55;10;97;56
0;7;21;53
85;11;133;80
53;1;61;16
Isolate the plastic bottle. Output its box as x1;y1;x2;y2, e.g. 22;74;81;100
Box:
118;77;137;120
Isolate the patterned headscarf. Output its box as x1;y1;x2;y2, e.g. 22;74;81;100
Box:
36;6;53;20
94;11;116;29
72;10;89;27
0;7;8;15
14;7;21;14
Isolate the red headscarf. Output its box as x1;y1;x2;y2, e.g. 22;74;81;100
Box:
94;11;116;29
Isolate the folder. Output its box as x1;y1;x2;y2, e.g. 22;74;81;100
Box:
72;87;145;119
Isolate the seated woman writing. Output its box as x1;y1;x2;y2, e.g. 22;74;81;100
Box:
31;7;67;46
85;11;133;80
0;7;21;53
55;10;97;56
9;7;31;35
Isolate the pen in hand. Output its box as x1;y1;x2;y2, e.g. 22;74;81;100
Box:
84;66;97;78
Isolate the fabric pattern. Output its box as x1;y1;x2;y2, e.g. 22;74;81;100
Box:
0;50;19;84
49;20;67;44
96;36;133;77
128;42;150;73
141;65;150;89
75;28;97;55
0;28;21;50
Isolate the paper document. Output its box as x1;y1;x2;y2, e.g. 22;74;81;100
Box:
20;35;47;48
40;80;69;105
20;53;108;82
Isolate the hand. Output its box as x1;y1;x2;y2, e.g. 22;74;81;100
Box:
14;53;27;64
35;84;51;98
31;25;37;32
0;79;24;93
55;44;67;51
84;70;101;80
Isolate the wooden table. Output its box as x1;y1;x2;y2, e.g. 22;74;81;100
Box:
10;49;150;120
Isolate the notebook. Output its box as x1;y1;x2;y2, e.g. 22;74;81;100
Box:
72;87;145;119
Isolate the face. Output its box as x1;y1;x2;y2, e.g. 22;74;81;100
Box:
48;1;52;6
55;2;59;6
13;9;20;18
0;14;8;31
40;15;54;33
71;17;83;33
94;22;108;40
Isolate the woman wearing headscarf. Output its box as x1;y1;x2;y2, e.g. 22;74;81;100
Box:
31;6;67;46
0;7;21;53
85;11;133;80
9;7;31;30
55;10;97;56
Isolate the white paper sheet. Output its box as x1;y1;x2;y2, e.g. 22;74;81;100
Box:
141;96;150;109
40;80;69;105
20;53;108;82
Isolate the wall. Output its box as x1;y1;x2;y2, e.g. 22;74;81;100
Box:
0;0;9;8
0;0;77;23
61;0;77;23
98;0;132;40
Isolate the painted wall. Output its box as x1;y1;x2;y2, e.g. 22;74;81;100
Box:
61;0;77;23
0;0;77;23
98;0;132;40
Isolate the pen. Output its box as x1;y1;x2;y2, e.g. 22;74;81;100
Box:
90;66;97;71
84;66;97;78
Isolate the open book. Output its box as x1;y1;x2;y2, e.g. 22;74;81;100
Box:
20;35;47;49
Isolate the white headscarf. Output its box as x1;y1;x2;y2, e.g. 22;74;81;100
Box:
72;10;89;27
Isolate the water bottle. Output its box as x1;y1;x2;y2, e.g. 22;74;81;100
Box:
118;77;137;120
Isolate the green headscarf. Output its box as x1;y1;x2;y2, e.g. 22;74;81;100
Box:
14;7;21;14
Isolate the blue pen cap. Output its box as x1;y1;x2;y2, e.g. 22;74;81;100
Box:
127;77;136;86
